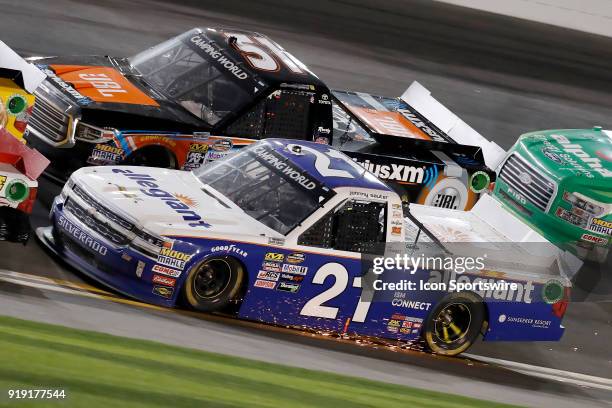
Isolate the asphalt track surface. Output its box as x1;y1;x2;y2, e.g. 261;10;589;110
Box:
1;0;612;406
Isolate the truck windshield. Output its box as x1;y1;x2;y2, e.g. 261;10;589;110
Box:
194;143;334;234
129;29;265;126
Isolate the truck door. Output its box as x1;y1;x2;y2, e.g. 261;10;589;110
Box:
287;198;387;332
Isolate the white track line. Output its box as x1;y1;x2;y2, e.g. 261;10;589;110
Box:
1;269;611;391
0;275;102;299
464;354;612;392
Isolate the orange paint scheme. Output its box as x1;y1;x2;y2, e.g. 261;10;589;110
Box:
349;107;432;141
114;134;256;170
49;65;159;106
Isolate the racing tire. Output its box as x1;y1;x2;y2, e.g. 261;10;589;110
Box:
124;146;177;169
423;292;485;356
183;257;245;313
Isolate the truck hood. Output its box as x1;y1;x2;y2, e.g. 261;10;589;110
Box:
31;56;203;128
515;128;612;189
70;166;280;240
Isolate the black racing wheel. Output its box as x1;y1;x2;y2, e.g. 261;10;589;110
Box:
423;292;485;356
183;257;245;312
125;146;177;169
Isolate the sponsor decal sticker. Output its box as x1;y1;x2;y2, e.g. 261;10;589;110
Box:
254;279;276;289
264;252;284;262
286;253;305;264
268;237;285;246
49;65;159;106
112;169;211;228
152;264;182;277
152;274;177;287
551;134;612;178
280;273;304;282
211;244;248;257
38;65;92;105
212;138;233;151
0;175;6;191
391;226;402;235
152;285;174;299
354;157;428;185
500;315;552;329
588;218;612;235
88;144;123;165
257;270;280;282
205;150;230;162
261;261;282;272
542;148;563;164
189;35;249;80
581;233;608;245
183;147;208;171
276;281;300;293
157;247;192;270
281;264;308;275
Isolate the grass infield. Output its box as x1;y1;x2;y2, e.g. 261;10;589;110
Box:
0;315;521;407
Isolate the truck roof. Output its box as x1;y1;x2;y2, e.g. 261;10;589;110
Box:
264;139;393;192
197;27;326;90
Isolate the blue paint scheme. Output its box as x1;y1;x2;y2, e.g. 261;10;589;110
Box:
262;139;392;192
40;139;567;346
44;195;566;343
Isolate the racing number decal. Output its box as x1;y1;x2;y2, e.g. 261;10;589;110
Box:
300;263;372;323
287;144;359;179
225;32;306;74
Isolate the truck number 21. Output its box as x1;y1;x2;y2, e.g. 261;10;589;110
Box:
300;263;372;323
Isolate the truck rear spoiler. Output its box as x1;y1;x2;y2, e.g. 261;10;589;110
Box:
0;41;46;93
401;82;506;169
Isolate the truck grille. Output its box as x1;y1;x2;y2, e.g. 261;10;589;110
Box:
64;198;130;246
499;153;555;212
28;90;71;143
63;183;164;259
72;185;136;232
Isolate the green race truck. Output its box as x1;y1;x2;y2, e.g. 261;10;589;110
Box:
493;127;612;262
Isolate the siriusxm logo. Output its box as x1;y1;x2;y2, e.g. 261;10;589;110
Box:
354;158;438;188
112;169;210;228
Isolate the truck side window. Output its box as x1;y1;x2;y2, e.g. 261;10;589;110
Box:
263;90;312;139
224;100;266;139
298;200;386;253
225;89;313;140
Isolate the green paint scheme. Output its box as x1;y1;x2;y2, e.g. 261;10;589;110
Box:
493;128;612;261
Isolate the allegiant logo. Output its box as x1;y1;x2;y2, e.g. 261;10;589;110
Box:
112;169;210;228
